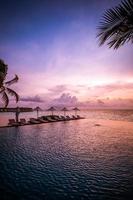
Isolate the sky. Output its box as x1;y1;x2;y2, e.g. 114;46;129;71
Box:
0;0;133;109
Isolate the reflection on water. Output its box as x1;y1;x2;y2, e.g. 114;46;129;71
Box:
0;119;133;200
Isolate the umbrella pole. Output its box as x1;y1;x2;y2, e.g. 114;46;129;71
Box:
15;111;19;123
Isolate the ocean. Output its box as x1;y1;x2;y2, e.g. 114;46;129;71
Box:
0;110;133;199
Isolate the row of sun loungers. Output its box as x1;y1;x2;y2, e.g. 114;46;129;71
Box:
8;115;85;126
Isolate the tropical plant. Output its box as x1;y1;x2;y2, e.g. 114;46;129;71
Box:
0;59;19;107
97;0;133;49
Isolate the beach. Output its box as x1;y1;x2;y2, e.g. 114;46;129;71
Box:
0;111;133;200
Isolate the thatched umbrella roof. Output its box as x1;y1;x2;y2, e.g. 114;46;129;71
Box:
34;106;42;118
72;107;80;115
61;107;68;111
47;106;56;115
34;106;42;111
61;107;68;116
72;107;80;111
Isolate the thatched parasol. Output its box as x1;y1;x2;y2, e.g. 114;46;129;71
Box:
47;106;56;116
61;107;68;117
72;107;80;116
34;106;42;118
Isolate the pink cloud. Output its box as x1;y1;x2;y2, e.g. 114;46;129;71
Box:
51;93;78;107
87;82;133;99
48;85;67;95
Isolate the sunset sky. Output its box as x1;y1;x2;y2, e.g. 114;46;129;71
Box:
0;0;133;108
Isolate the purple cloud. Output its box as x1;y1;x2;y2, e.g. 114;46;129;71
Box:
51;93;78;106
20;95;44;103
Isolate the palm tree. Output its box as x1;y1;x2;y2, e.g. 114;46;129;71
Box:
0;59;19;107
97;0;133;49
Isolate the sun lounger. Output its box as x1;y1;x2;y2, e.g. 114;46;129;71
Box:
8;119;19;126
72;115;78;119
38;117;48;123
66;115;72;120
29;118;40;124
52;115;63;121
45;116;56;122
60;116;67;120
20;118;28;125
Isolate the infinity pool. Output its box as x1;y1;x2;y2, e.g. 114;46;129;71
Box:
0;118;133;200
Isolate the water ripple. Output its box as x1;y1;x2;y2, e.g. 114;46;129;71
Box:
0;119;133;199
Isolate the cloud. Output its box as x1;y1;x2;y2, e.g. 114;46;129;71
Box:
20;95;44;103
104;98;133;108
9;81;133;109
76;97;133;109
47;84;80;97
96;82;133;91
87;82;133;99
48;85;67;94
51;93;78;106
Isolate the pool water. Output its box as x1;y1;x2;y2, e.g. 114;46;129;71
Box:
0;116;133;200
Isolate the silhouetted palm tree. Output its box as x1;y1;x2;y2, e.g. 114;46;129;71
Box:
0;59;19;107
97;0;133;49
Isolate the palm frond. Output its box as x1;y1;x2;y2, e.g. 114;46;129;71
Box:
5;74;19;86
1;91;9;108
0;86;5;93
6;87;19;102
0;59;8;75
97;0;133;49
0;59;19;107
107;28;133;48
0;59;8;87
0;72;5;88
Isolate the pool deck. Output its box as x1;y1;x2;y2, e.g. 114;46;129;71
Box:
0;117;85;128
